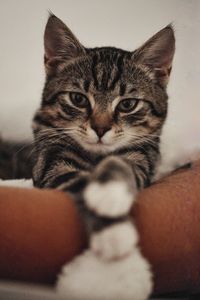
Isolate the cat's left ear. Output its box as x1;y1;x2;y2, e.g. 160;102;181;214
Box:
133;25;175;87
44;14;86;75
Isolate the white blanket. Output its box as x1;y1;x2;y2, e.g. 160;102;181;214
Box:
0;179;33;188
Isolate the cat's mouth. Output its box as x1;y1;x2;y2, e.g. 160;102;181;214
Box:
87;138;110;146
81;138;119;153
97;139;104;145
73;131;123;152
87;140;106;146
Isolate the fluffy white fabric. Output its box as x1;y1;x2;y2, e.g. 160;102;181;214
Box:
0;178;33;188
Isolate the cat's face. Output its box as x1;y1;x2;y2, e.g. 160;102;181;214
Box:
33;15;175;153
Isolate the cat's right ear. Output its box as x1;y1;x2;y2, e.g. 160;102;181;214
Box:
44;14;85;75
133;25;175;88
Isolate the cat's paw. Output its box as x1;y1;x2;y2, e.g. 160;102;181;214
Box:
90;221;138;261
57;249;153;300
84;180;134;218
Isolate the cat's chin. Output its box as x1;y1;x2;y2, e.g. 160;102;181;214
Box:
80;141;119;153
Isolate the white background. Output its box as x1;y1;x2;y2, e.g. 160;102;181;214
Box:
0;0;199;156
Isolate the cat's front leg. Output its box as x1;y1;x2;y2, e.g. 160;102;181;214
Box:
84;156;137;218
83;156;138;260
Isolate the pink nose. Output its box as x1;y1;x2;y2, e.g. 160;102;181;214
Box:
91;125;111;138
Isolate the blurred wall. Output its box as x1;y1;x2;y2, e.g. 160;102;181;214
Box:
0;0;199;148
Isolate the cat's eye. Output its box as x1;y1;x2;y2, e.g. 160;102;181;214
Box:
69;92;90;108
117;98;138;113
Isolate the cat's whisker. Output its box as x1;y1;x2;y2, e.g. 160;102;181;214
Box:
13;139;35;157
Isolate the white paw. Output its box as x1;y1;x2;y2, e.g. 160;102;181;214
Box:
84;181;135;218
90;221;138;261
57;249;153;300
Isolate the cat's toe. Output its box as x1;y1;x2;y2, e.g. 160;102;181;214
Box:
90;221;138;261
84;181;134;218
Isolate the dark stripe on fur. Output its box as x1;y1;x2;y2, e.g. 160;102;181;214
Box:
59;102;80;118
135;164;151;187
148;102;167;118
109;55;124;90
50;171;79;188
83;80;90;92
33;114;56;128
65;175;89;194
119;83;126;96
40;155;84;186
91;53;99;89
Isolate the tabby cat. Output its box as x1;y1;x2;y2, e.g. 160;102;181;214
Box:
32;14;175;260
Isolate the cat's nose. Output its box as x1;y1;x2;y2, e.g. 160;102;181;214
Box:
91;125;111;138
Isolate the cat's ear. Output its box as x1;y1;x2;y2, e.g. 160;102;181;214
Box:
44;14;85;75
133;25;175;87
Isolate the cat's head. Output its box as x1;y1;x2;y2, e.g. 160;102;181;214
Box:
34;14;175;153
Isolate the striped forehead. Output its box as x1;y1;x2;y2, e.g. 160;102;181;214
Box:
61;48;154;100
69;49;130;96
89;50;125;92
